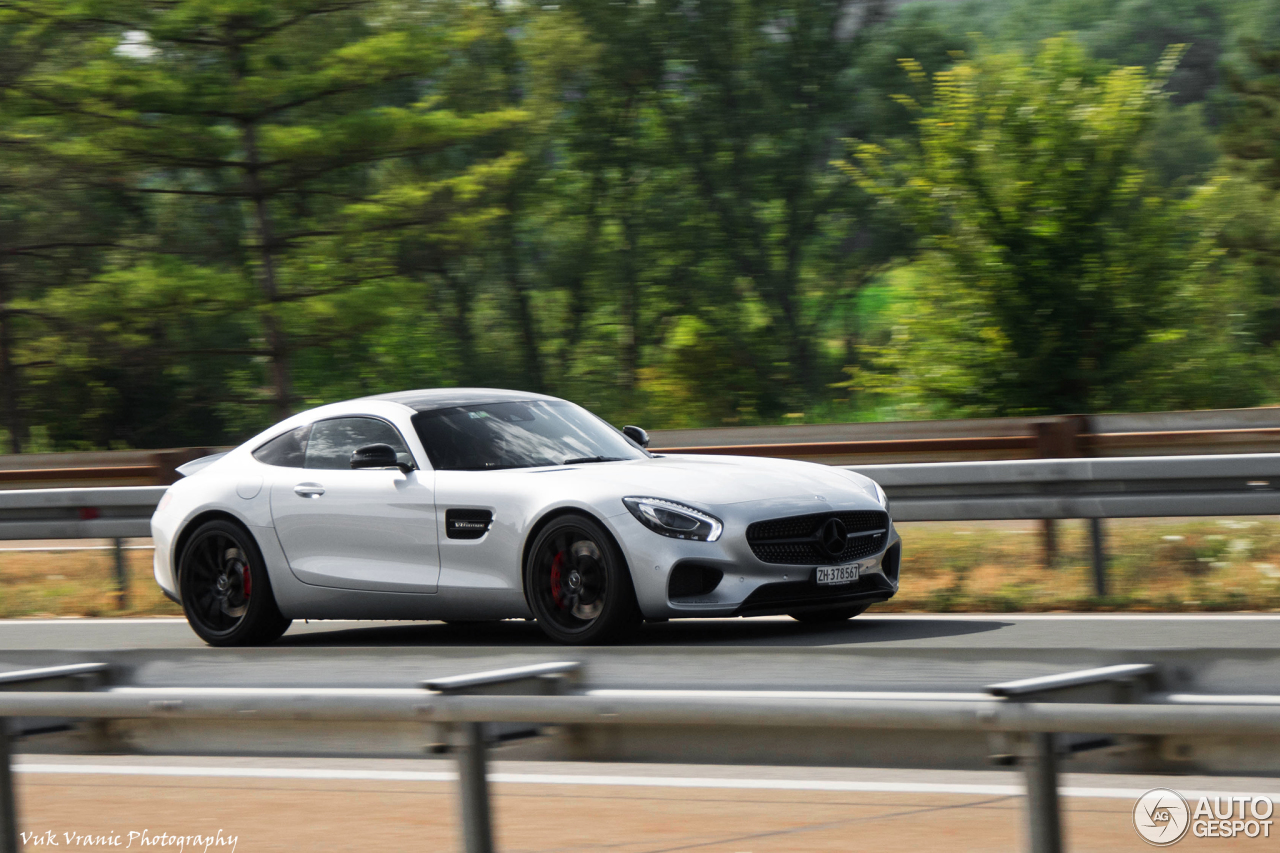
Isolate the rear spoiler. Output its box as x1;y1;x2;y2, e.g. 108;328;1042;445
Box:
175;452;228;478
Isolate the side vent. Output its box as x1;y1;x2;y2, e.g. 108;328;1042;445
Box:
446;509;493;540
882;542;901;583
667;562;725;600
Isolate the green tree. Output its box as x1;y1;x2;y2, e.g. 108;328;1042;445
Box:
13;0;523;423
647;0;891;401
0;7;129;451
842;38;1249;415
1222;29;1280;348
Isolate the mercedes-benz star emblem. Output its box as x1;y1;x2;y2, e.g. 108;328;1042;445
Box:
818;518;848;558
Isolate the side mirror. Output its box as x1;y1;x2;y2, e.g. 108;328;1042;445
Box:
351;444;412;473
623;425;650;449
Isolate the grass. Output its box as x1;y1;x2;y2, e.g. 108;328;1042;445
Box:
3;518;1280;618
881;517;1280;612
0;544;181;618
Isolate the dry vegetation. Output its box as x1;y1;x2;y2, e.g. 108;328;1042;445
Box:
882;518;1280;612
3;519;1280;618
0;544;181;618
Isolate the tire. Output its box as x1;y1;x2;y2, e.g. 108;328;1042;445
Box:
525;514;640;644
788;604;868;624
178;519;292;646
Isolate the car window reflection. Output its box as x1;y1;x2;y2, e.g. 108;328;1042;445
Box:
305;417;414;470
412;401;645;471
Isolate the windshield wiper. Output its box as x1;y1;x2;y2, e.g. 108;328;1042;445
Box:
562;456;628;465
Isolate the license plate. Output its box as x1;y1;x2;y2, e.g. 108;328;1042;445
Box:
816;564;859;586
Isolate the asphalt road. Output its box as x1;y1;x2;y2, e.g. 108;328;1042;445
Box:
4;614;1280;693
3;612;1280;652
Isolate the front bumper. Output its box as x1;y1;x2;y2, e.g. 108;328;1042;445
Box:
608;500;902;619
732;544;900;616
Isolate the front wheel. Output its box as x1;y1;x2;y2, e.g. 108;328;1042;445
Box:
179;519;291;646
788;604;868;624
525;514;640;644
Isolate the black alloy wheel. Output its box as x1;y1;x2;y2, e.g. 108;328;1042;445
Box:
525;514;640;644
788;604;869;624
179;519;291;646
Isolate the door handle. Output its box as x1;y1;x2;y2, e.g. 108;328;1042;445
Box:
294;483;325;498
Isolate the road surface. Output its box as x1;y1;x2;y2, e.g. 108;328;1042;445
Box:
3;614;1280;692
12;754;1280;852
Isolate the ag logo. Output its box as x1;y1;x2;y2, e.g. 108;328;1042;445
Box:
1134;788;1191;846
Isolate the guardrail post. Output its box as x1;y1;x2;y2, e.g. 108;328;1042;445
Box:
1033;417;1086;570
455;722;493;853
112;538;128;610
424;662;581;853
1090;519;1107;597
1041;520;1058;569
0;665;111;852
988;664;1157;853
0;718;17;853
1022;732;1062;853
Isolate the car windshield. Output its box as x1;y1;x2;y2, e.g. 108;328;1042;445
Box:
411;400;647;471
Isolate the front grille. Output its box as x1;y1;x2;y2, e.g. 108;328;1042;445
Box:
747;510;888;565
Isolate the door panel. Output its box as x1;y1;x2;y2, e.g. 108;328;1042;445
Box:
270;469;439;593
267;416;439;593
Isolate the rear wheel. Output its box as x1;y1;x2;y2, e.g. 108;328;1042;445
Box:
525;514;640;644
788;604;868;624
179;519;291;646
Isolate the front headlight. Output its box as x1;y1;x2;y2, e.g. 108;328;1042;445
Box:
622;497;723;542
872;481;890;513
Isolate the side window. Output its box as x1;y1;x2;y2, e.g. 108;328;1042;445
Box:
305;417;414;471
252;426;310;468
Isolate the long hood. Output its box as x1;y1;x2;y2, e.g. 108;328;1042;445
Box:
535;454;877;509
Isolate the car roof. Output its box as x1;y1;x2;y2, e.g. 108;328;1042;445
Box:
359;387;563;413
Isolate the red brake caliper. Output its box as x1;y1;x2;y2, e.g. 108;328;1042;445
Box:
240;562;252;599
549;551;566;609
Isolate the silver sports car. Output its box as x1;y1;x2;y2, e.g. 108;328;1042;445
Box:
151;388;901;645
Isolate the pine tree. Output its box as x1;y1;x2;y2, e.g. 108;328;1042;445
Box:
12;0;523;420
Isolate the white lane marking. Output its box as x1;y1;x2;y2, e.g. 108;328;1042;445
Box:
0;545;154;552
92;687;1280;705
861;613;1280;621
106;687;428;697
98;687;988;701
1165;693;1280;705
16;764;449;783
0;618;434;625
12;763;1280;801
0;619;190;624
5;613;1280;626
586;689;991;702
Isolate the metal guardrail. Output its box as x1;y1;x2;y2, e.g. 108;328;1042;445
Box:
652;406;1280;463
0;448;223;490
845;453;1280;594
849;453;1280;522
0;486;166;608
654;426;1280;462
3;405;1280;488
0;487;166;542
3;453;1280;604
2;661;1279;853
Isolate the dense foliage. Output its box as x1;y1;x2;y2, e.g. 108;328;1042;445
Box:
0;0;1279;450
